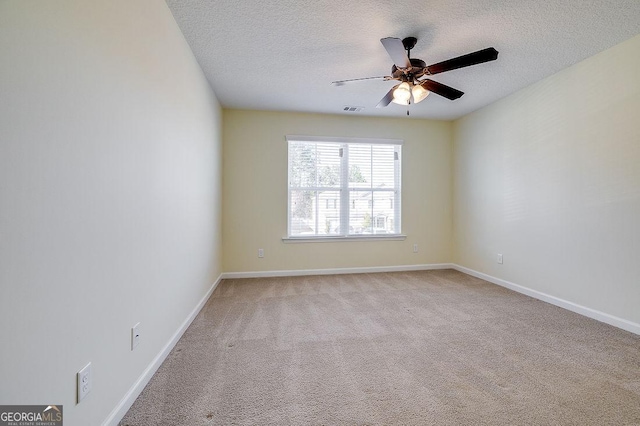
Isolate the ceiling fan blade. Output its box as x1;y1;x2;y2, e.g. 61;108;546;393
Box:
331;76;389;86
376;87;396;108
421;79;464;100
426;47;499;75
380;37;411;69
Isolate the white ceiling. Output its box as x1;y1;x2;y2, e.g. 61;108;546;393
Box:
165;0;640;120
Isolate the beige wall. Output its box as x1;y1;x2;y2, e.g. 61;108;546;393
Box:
453;34;640;324
223;110;452;272
0;1;223;424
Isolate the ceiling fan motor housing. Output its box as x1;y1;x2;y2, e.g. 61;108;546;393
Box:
391;58;427;80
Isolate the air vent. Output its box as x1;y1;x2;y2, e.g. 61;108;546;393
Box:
342;106;364;112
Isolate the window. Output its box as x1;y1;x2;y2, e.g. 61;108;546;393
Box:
287;135;402;238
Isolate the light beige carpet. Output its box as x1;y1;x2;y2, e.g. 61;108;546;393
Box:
120;270;640;425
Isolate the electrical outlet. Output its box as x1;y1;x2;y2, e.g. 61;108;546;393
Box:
131;322;141;350
497;253;503;264
258;248;264;258
77;362;92;403
413;244;418;253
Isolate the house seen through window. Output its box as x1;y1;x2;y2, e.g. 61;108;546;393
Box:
287;136;402;238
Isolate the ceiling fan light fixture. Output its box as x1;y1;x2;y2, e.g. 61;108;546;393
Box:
391;98;410;106
391;82;411;105
412;83;430;103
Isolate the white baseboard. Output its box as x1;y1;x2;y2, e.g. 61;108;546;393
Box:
102;274;223;426
452;264;640;336
221;263;454;279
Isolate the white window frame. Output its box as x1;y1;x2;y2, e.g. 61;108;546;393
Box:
284;135;405;242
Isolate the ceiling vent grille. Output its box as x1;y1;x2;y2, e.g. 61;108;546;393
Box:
342;106;364;112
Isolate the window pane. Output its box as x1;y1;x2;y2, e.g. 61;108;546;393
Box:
348;190;372;234
290;190;316;235
318;190;341;234
289;143;316;188
316;143;341;188
372;191;395;234
348;145;372;189
371;145;396;188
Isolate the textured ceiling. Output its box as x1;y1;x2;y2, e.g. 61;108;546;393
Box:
165;0;640;120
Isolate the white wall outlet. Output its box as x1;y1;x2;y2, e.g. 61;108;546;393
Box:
413;244;418;253
131;322;141;350
497;253;503;264
77;362;92;403
258;248;264;258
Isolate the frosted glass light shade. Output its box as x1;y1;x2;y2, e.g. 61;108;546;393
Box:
391;82;411;105
412;84;430;103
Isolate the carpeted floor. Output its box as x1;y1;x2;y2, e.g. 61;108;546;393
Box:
120;269;640;425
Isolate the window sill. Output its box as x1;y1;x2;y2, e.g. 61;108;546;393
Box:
282;234;407;243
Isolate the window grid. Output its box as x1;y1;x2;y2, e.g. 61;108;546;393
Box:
288;139;401;238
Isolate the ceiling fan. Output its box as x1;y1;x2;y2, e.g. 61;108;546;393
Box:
332;37;499;110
